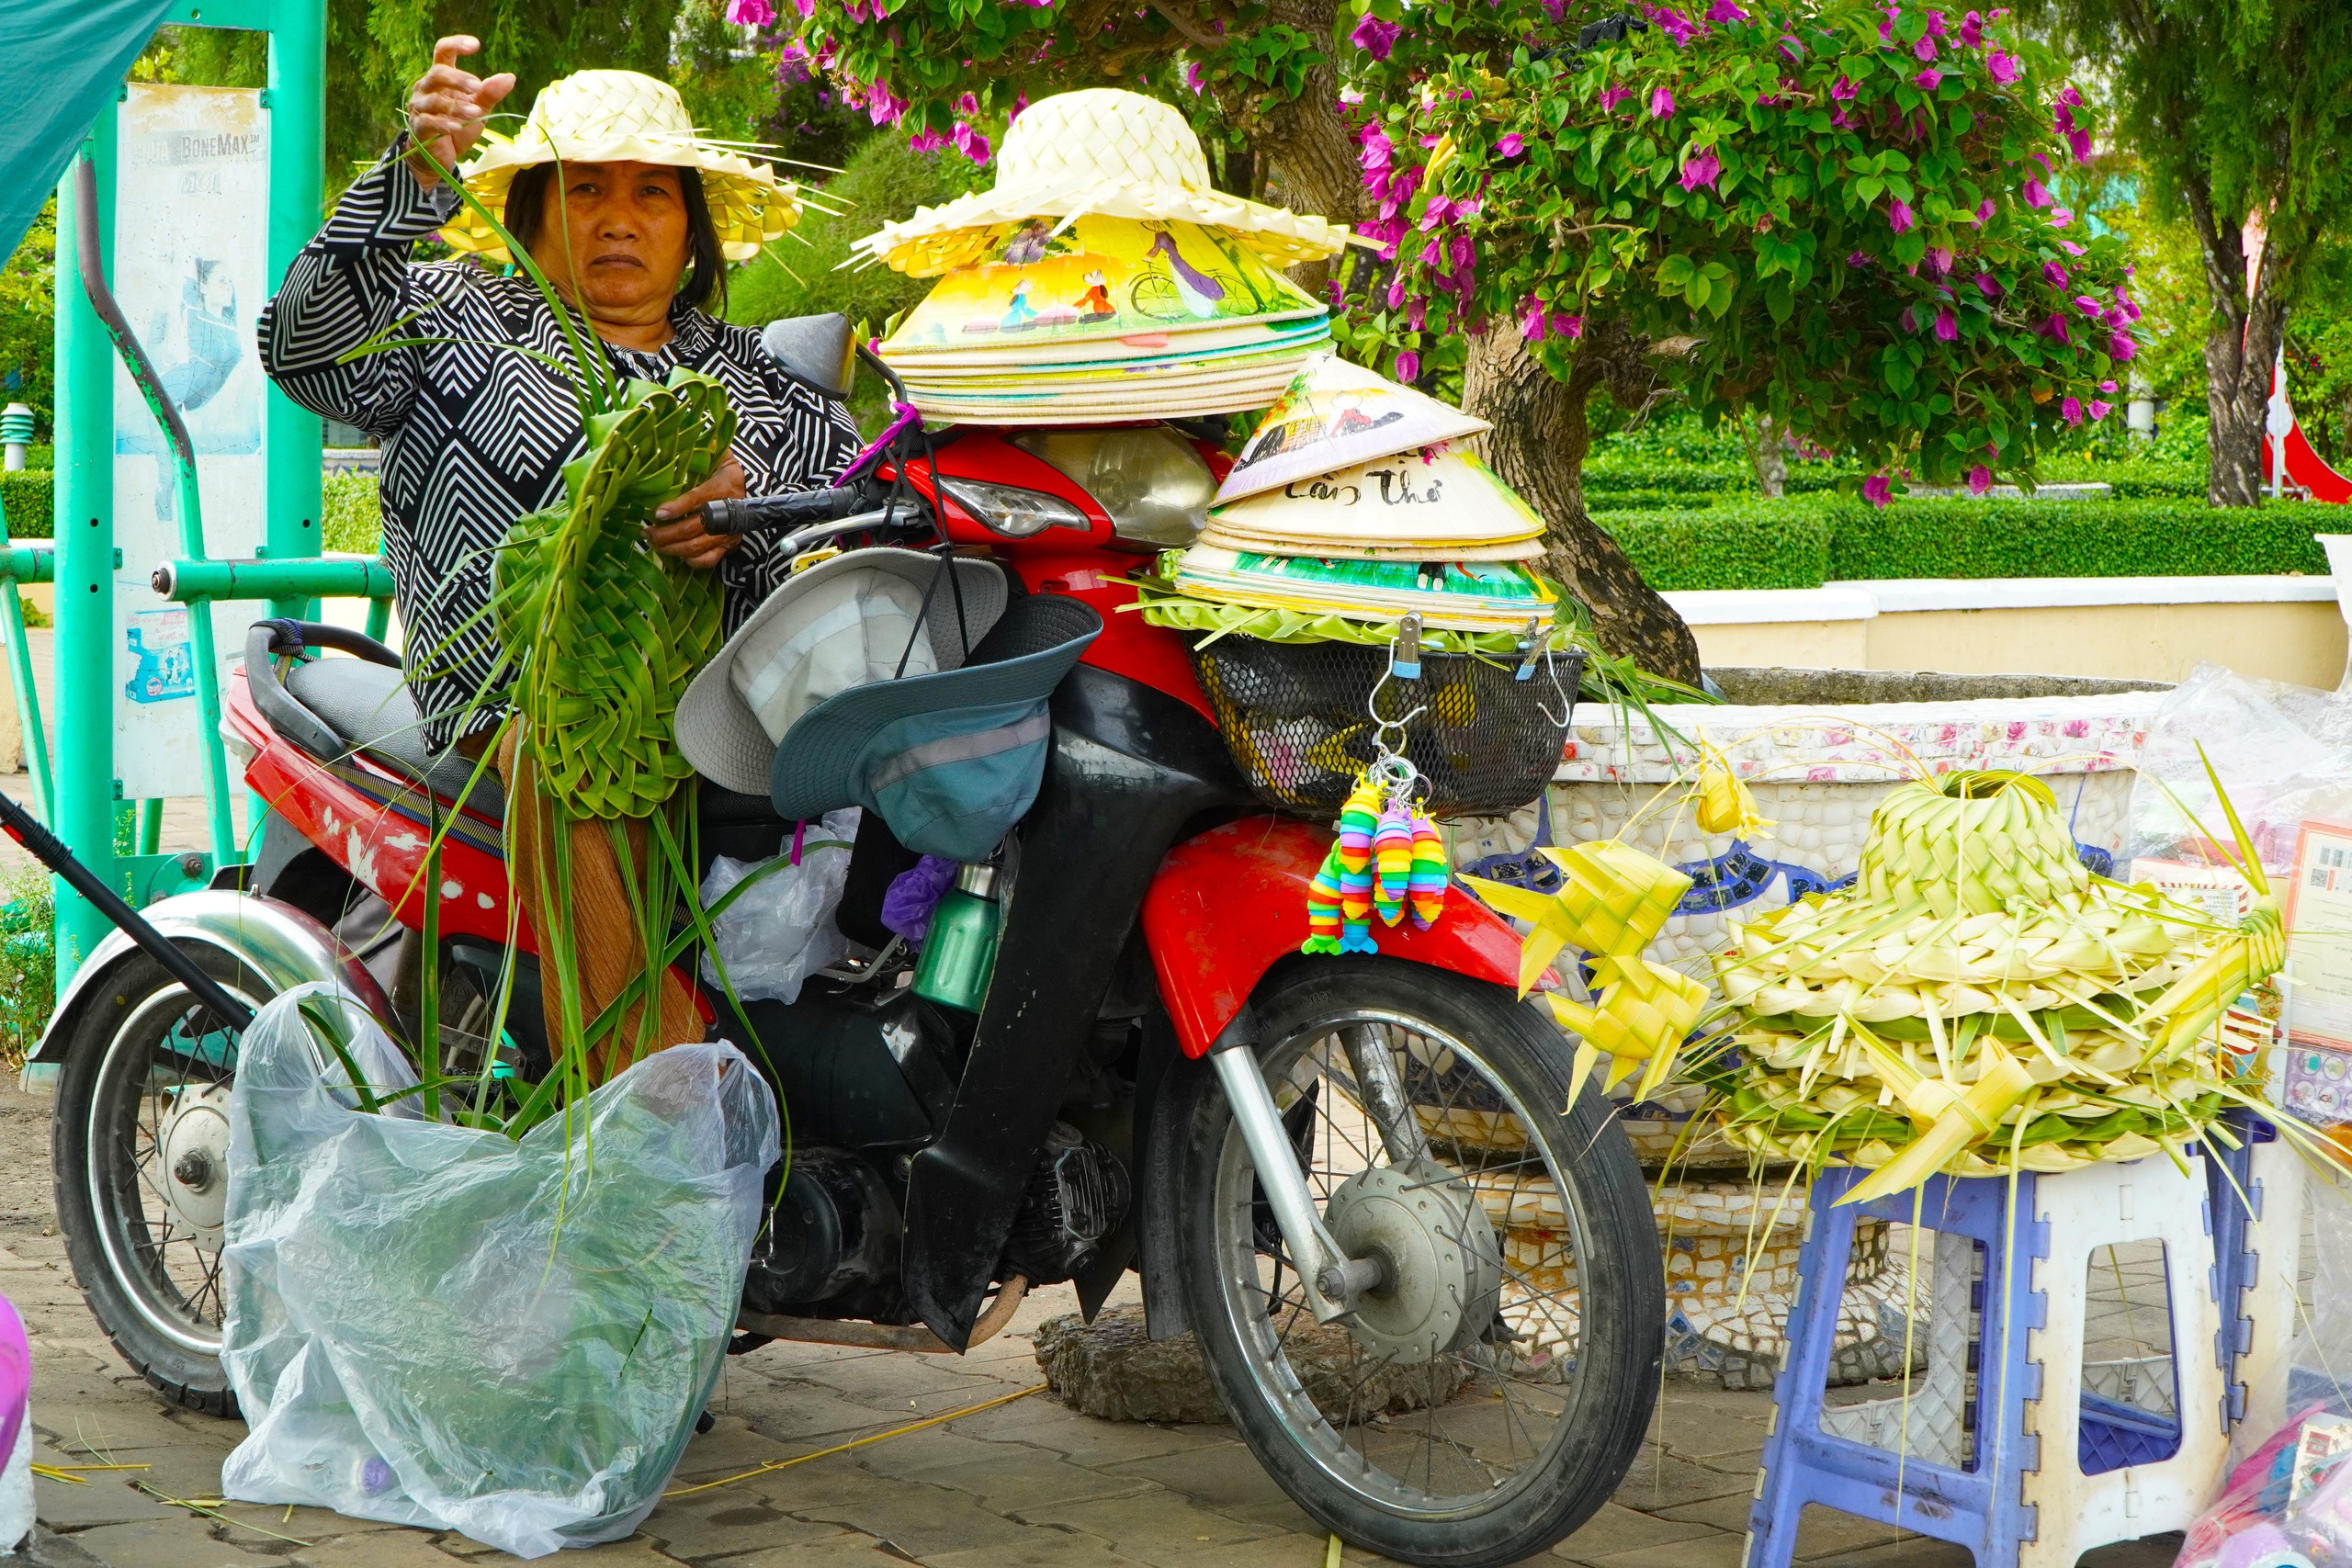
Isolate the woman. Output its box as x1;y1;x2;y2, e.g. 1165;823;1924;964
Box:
259;40;860;1066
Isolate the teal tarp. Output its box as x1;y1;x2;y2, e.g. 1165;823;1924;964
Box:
0;0;177;258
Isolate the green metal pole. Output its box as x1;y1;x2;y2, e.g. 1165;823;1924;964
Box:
53;137;118;974
364;596;392;643
136;798;162;857
264;0;325;619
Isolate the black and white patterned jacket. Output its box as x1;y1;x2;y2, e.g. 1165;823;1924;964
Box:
257;149;862;752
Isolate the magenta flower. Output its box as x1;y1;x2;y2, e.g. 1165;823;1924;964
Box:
1889;198;1917;233
1967;464;1993;495
1864;474;1894;508
2058;85;2084;107
1521;296;1550;340
1707;0;1748;19
2058;238;2086;255
1927;245;1954;276
2061;397;2084;426
1925;7;1950;32
2039;312;2070;343
1648;6;1703;44
1387;276;1408;309
955;90;980;116
1900;305;1918;333
1396;350;1421;382
1408;297;1427;330
1849;251;1872;265
1350;14;1402;58
1915;33;1939;60
1831;73;1858;99
2021;176;2053;209
1959;8;1984;45
2041;260;2069;288
1679;149;1723;192
1182;60;1206;94
1600;85;1635;111
2098;379;2118;393
2051;208;2073;228
952;122;991;164
1498;132;1525;157
1974;197;1996;222
2088;399;2112;421
725;0;775;23
908;129;946;152
1915;67;1942;89
1555;313;1585;339
2113;287;2140;321
2109;330;2137;360
2066;128;2093;162
2072;294;2103;318
1649;85;1677;118
1974;272;2003;297
1831;107;1859;130
1934;304;1958;341
1778;33;1803;61
1986;49;2019;84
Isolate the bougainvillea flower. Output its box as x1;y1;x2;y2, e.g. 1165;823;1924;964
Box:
2073;294;2104;318
2021;176;2053;209
1934;305;1958;341
2051;208;2073;227
1831;73;1858;99
1679;149;1723;191
2039;312;2070;342
955;90;980;115
2098;379;2118;393
2058;238;2086;256
1915;67;1942;89
1967;464;1994;494
725;0;775;24
1521;296;1551;340
1849;251;1872;265
1555;313;1585;338
2061;397;2084;426
1915;33;1939;60
1986;49;2019;83
1351;14;1402;58
1648;6;1704;43
2058;84;2085;107
908;129;946;152
1498;132;1524;157
1926;246;1954;276
1925;6;1950;32
1182;61;1206;94
1778;33;1804;61
2066;128;2094;162
2109;330;2137;360
1831;107;1858;129
2041;260;2069;288
1864;474;1894;508
1396;350;1421;381
1974;272;2003;297
1889;198;1917;233
952;122;991;164
1408;298;1427;330
1650;85;1678;118
1600;85;1635;110
2088;400;2112;421
1975;197;1996;222
1899;305;1918;333
1707;0;1748;20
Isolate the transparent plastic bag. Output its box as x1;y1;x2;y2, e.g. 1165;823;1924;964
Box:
219;985;778;1557
699;807;862;1004
2125;661;2352;879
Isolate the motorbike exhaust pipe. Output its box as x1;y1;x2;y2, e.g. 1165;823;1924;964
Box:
0;789;256;1032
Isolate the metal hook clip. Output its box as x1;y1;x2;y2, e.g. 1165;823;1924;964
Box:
1389;614;1423;682
1532;649;1577;728
1513;616;1544;682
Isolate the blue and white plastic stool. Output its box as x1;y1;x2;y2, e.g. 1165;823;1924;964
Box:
1746;1148;2263;1568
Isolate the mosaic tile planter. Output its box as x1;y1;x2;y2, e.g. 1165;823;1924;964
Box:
1450;669;2168;1387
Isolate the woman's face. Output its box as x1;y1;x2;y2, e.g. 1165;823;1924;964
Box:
527;160;690;321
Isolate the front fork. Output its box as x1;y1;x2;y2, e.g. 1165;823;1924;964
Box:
1209;1024;1422;1324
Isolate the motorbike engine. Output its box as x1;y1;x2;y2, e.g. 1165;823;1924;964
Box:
1004;1122;1131;1284
744;1148;901;1315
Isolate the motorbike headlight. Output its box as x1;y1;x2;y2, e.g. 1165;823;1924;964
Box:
1011;427;1215;549
937;477;1092;538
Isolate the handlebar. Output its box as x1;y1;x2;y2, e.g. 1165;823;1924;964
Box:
701;485;873;536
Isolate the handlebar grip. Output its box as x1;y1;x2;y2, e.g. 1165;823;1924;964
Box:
702;487;864;536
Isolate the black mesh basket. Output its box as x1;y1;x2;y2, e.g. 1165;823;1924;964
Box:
1191;636;1584;818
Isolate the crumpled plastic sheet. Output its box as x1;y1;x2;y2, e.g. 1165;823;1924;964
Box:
2124;660;2352;880
699;807;862;1005
220;984;778;1557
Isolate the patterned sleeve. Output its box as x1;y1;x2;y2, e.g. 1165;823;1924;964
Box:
718;357;866;624
255;143;461;438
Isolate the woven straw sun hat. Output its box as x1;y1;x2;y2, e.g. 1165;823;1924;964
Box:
853;88;1355;278
440;69;800;265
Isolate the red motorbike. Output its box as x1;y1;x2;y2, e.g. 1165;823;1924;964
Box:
34;333;1662;1567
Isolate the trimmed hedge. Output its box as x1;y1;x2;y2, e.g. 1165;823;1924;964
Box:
322;470;382;554
1600;495;2334;591
0;470;50;539
1588;488;1724;513
1582;464;1746;494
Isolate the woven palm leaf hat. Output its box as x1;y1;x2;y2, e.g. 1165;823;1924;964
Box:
853;89;1353;277
440;69;800;265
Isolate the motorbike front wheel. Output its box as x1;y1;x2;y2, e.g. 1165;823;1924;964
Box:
1176;957;1663;1568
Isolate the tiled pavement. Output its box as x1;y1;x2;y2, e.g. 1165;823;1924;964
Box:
0;1084;2190;1568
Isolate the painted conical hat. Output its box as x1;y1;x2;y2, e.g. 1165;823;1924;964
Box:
1170;546;1556;632
1202;446;1544;558
1213;356;1491;505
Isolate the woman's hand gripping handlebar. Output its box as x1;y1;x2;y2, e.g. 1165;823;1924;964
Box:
698;479;928;557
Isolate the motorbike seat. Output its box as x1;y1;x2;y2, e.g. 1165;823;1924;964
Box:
282;657;505;818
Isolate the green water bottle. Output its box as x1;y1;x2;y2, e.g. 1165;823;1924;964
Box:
912;862;1002;1013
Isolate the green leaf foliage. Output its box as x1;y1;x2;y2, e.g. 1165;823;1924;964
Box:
1600;495;2332;590
0;471;50;541
322;471;383;554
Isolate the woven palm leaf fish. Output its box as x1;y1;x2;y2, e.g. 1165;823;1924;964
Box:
494;367;739;818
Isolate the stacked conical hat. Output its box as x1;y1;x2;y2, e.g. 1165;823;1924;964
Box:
855;91;1351;424
1144;357;1564;636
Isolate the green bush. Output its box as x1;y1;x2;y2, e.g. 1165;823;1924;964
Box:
1593;494;2334;591
0;469;50;539
0;865;53;1067
1587;488;1723;513
1600;503;1834;591
1583;465;1747;495
322;470;381;554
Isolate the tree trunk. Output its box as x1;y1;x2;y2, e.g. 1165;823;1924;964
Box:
1747;412;1788;498
2184;183;2293;506
1235;0;1363;300
1460;324;1704;686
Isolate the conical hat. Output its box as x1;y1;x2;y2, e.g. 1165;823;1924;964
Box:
1213;356;1490;505
854;90;1354;276
1203;446;1544;557
1170;546;1556;633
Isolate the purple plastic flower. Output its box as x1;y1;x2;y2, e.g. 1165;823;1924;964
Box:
1889;198;1917;234
1649;85;1677;118
1974;272;2003;297
2088;399;2112;421
1396;350;1421;382
2041;260;2069;288
1498;132;1524;157
1915;67;1942;89
1864;474;1894;508
1679;149;1723;192
2021;176;2053;209
1934;304;1958;341
1967;464;1993;495
2109;330;2137;360
726;0;775;23
1351;14;1402;59
1831;73;1858;99
2061;397;2084;426
1986;49;2019;84
1600;85;1634;111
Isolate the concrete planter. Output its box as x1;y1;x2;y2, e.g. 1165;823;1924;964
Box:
1449;667;2168;1387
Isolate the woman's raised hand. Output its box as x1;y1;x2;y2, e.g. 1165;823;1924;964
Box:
404;37;517;188
649;455;751;570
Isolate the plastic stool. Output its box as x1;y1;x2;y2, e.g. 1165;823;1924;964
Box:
1746;1156;2233;1568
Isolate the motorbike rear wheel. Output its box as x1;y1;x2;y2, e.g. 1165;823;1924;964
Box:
53;946;270;1417
1175;958;1662;1568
